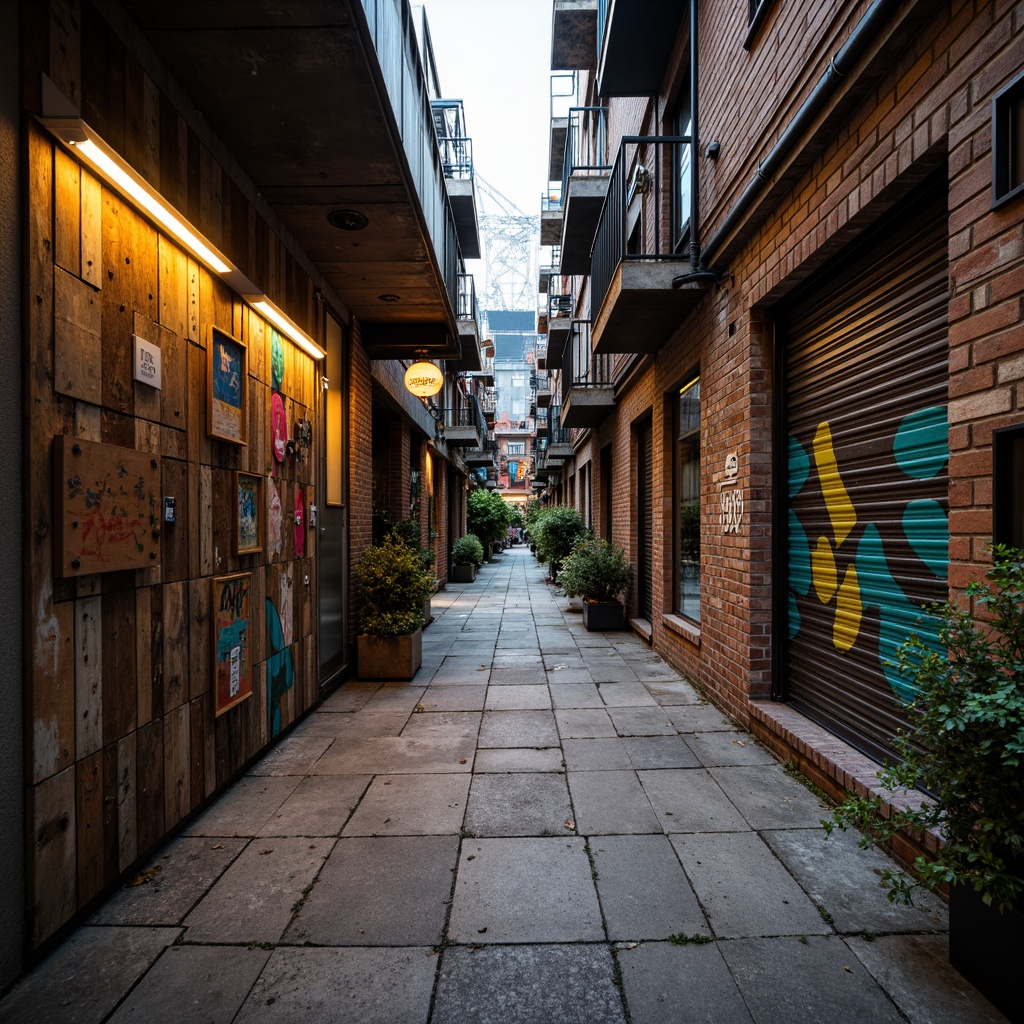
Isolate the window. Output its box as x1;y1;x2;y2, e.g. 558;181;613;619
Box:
507;442;525;456
744;0;775;49
994;424;1024;547
676;376;700;621
672;88;692;252
993;69;1024;207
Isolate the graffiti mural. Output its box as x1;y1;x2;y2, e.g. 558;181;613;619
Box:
265;597;295;738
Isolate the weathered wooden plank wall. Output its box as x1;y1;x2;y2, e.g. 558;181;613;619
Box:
23;0;322;949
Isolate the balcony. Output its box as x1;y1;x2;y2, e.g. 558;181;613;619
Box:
551;0;598;70
560;321;615;429
590;136;711;355
479;387;497;426
541;188;563;246
560;107;610;275
597;0;685;97
446;392;485;448
539;248;560;294
546;293;573;369
536;373;552;408
449;273;483;372
547;426;575;461
432;99;481;259
465;438;498;466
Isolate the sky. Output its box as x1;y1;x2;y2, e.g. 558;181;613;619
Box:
418;0;554;218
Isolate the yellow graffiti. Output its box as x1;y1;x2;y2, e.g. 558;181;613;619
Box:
813;422;857;546
833;565;862;652
812;536;837;603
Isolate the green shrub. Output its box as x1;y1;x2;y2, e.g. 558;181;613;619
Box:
452;534;484;567
533;505;587;576
558;538;634;603
467;489;510;547
353;534;435;638
823;545;1024;911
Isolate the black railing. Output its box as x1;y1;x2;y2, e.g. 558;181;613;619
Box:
563;106;609;195
549;292;573;319
431;99;473;179
589;135;691;323
457;273;476;320
561;320;611;406
446;390;483;430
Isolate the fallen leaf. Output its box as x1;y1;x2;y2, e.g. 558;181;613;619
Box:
415;704;425;713
459;758;468;764
564;820;576;829
844;966;852;973
211;843;223;850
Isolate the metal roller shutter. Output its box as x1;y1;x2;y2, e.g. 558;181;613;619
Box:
781;182;949;763
638;420;653;619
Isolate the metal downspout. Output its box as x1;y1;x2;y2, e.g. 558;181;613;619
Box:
698;0;902;270
689;0;700;274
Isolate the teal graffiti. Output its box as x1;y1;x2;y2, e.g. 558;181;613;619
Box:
265;598;295;737
271;330;285;392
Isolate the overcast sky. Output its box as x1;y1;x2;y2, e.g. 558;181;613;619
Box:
420;0;554;217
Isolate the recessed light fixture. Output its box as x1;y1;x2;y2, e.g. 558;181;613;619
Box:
327;208;369;231
378;294;401;303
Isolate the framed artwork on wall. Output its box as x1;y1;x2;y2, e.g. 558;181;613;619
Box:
207;324;247;445
213;572;252;716
234;471;264;555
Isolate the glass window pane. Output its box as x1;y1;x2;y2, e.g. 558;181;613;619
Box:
678;377;700;621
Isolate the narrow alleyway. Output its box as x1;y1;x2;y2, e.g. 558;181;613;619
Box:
0;547;1007;1024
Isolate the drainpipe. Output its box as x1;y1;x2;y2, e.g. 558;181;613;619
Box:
697;0;902;271
689;0;701;274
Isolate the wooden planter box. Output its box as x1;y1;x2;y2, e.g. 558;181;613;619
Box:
357;629;422;680
452;563;477;583
582;599;625;631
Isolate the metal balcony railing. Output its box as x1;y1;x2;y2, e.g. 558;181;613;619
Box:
447;391;484;431
549;292;573;319
479;389;497;415
560;320;610;405
589;135;692;322
457;273;476;320
542;185;564;214
431;99;473;179
562;106;609;194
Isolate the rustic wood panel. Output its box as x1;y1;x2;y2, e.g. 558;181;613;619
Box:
187;339;210;465
159;323;186;430
163;703;190;826
54;265;102;410
188;696;206;812
149;582;164;721
80;168;102;288
102;743;120;883
188;577;211;699
135;718;164;856
75;750;104;905
159;93;187;215
132;311;161;424
135;585;153;727
198;463;214;577
127;205;159;327
116;731;137;871
100;407;136;449
101;588;137;745
100;187;134;416
74;594;102;758
157;237;188;338
53;147;81;275
161;457;189;582
49;0;82;111
162;580;187;710
212;467;233;576
30;767;77;946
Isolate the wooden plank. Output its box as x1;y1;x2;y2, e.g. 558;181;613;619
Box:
160;457;189;582
49;0;82;113
102;743;120;886
74;398;102;441
163;704;190;827
158;321;186;430
101;588;137;744
157;238;188;338
29;767;77;947
132;311;161;424
187;258;200;343
212;467;233;576
149;583;165;720
135;718;164;856
199;463;214;576
201;692;216;799
128;205;159;327
116;731;137;871
188;696;206;813
75;750;104;906
135;586;153;727
100;185;134;415
162;580;187;711
80;168;102;289
53;147;81;276
74;594;102;759
188;577;211;699
187;339;211;465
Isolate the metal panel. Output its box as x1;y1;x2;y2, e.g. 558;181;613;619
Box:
782;184;949;763
637;419;653;619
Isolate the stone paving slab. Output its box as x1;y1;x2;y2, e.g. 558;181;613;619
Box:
465;772;573;836
183;837;332;944
562;737;632;771
670;832;831;938
622;735;702;770
259;774;370;836
234;947;437;1024
761;826;948;935
683;730;779;766
484;684;551;710
89;836;248;925
342;773;471;836
595;682;658;706
568;770;662;834
709;765;830;829
643;680;703;705
638;768;750;833
608;706;677;736
720;935;906;1023
473;747;564;773
448;837;604;942
433;945;626;1024
0;926;181;1024
183;776;302;837
361;683;427;713
286;835;458;945
556;707;617;738
591;834;709;940
617;941;755;1024
247;733;336;775
316;682;380;712
416;683;487;712
664;702;738;732
107;945;271;1024
478;709;559;747
548;682;604;708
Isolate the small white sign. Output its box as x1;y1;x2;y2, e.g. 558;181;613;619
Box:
133;335;162;389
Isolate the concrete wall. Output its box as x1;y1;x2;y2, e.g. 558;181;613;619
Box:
0;0;25;992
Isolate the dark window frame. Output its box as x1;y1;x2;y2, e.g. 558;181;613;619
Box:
674;374;701;623
744;0;776;50
992;68;1024;208
993;422;1024;548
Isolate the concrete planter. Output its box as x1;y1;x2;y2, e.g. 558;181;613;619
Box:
582;599;626;631
452;563;477;583
357;629;422;680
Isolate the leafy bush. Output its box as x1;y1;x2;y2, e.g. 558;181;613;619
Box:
823;545;1024;912
558;538;634;603
467;489;510;547
452;534;484;567
353;534;435;638
532;505;588;576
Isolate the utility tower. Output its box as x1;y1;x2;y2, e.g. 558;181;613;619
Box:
476;174;538;314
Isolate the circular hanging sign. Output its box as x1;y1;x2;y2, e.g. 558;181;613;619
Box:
404;361;443;397
271;391;288;463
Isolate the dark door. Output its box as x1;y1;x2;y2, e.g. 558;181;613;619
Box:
637;419;653;619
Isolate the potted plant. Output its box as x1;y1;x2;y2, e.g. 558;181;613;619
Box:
353;534;435;680
557;537;635;630
451;534;484;583
533;505;587;580
386;515;436;626
823;545;1024;1020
